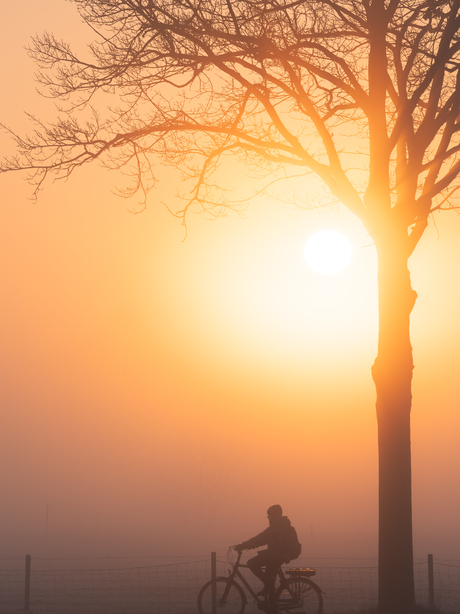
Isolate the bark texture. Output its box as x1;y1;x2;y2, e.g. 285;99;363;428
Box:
372;232;417;612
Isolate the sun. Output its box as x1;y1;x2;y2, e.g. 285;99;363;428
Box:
304;230;352;275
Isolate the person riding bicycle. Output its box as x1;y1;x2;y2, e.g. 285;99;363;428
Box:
234;504;301;597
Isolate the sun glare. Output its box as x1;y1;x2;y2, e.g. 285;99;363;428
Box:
304;230;352;275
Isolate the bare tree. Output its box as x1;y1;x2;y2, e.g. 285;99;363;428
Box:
3;0;460;610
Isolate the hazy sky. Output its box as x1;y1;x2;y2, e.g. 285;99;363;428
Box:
0;1;459;561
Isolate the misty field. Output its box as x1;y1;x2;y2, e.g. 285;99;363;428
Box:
1;555;459;614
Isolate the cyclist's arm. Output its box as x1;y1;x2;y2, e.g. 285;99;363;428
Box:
236;526;272;551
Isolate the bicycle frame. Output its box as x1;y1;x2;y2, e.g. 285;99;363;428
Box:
223;550;290;606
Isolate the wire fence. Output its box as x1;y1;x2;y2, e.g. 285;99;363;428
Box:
431;562;460;614
0;555;459;614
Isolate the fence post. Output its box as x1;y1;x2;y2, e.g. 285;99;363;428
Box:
428;553;434;611
211;551;217;614
24;555;31;611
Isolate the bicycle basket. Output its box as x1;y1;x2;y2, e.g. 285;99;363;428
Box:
286;568;316;578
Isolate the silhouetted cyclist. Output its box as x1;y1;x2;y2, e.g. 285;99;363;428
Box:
234;504;301;597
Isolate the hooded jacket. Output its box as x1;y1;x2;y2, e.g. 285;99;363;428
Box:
239;515;295;554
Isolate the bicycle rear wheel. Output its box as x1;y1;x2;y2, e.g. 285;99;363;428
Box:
198;577;246;614
276;577;322;614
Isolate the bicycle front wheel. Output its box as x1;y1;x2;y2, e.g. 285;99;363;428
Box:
276;577;322;614
198;577;246;614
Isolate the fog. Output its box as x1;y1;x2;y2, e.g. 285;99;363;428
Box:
0;0;459;569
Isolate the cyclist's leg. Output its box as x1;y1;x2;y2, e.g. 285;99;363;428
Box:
247;551;269;584
247;551;284;592
265;556;284;590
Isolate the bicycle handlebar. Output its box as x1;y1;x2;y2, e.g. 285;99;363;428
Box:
227;546;243;565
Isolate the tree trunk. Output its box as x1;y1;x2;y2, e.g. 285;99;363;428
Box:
372;235;417;612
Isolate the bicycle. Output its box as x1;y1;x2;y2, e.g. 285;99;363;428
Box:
197;548;323;614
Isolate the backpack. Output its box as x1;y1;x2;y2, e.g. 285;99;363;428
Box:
282;526;302;563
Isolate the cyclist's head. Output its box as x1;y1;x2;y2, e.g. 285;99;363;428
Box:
267;504;282;519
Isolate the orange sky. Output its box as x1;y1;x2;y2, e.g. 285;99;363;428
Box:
0;1;459;562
